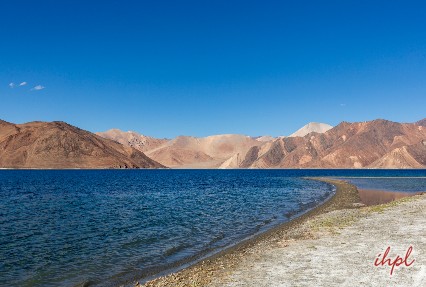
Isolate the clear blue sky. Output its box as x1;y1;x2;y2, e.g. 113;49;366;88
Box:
1;1;425;138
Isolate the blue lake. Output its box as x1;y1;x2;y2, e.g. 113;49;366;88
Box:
0;169;425;287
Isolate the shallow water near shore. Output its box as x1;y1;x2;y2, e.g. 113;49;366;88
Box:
1;169;425;287
357;188;423;205
338;177;426;205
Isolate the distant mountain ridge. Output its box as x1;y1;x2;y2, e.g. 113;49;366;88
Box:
145;134;263;168
97;119;425;169
96;129;168;152
96;123;336;168
289;122;333;137
0;120;163;169
416;118;426;127
240;119;426;168
1;118;424;169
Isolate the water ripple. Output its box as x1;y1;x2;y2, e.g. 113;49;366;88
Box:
1;169;425;286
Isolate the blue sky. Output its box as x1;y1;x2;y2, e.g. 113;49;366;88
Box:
1;1;425;138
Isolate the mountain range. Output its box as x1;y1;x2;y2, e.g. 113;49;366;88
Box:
240;120;426;168
0;118;425;169
98;119;426;169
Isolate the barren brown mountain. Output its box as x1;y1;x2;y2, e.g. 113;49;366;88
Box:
96;129;266;168
416;118;426;127
146;134;264;168
96;123;339;168
97;119;425;168
0;120;163;169
241;119;426;168
96;129;169;152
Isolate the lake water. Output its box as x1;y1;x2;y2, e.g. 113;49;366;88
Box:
1;169;425;287
338;177;426;205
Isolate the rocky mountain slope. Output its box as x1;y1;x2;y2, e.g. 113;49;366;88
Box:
145;134;263;168
5;118;422;169
416;118;426;127
97;119;425;168
0;120;163;169
98;129;269;168
96;129;169;152
97;123;335;168
241;119;426;168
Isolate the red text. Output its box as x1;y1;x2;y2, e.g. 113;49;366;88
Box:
374;246;415;275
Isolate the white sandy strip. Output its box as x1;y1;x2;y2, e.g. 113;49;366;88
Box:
208;195;426;287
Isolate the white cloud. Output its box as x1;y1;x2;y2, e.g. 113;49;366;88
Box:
19;82;27;86
9;82;15;88
31;85;45;91
340;103;346;106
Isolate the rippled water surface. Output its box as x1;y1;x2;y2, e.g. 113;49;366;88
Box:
1;169;425;287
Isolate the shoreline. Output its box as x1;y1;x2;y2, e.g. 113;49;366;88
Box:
205;189;426;286
138;178;362;287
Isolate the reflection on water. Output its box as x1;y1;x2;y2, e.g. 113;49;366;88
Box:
358;189;423;206
338;177;426;206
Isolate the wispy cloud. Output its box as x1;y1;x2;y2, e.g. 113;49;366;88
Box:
31;85;45;91
9;82;15;88
19;82;27;86
340;103;346;107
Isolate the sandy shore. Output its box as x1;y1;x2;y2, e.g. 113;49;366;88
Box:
137;179;426;287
